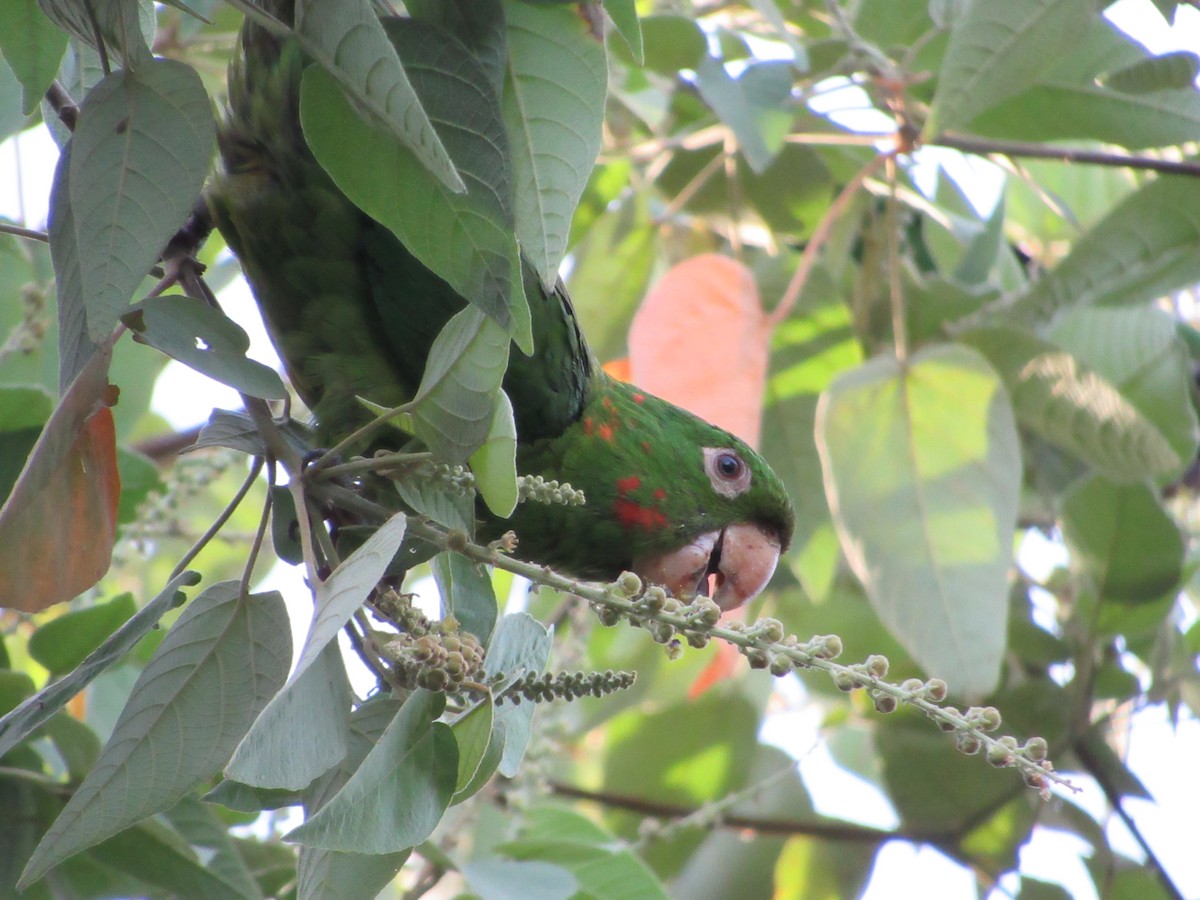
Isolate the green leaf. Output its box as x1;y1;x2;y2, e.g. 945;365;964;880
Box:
928;0;1092;133
565;197;657;363
0;571;198;761
286;690;457;853
432;552;498;646
966;22;1200;149
292;0;463;193
294;697;411;896
484;612;552;775
33;0;152;67
469;389;518;517
1104;50;1200;94
1062;475;1183;603
28;593;136;675
461;858;577;900
65;59;215;341
499;805;667;899
636;15;705;76
604;0;642;62
161;796;264;900
450;697;495;797
1046;306;1198;474
960;325;1182;481
503;1;607;287
411;307;510;463
816;344;1021;696
47;137;99;391
225;641;353;790
290;513;407;687
0;385;52;504
19;584;291;889
695;56;792;173
0;0;67;115
296;846;411;900
122;296;287;399
300;19;519;332
86;817;260;900
1005;175;1200;326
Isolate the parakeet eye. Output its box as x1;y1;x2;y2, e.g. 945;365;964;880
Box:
716;453;743;479
703;447;752;497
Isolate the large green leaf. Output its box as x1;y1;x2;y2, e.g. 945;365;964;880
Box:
503;1;606;288
63;59;214;341
28;592;136;675
1062;475;1183;604
295;697;411;898
1046;306;1198;475
0;0;66;114
499;805;667;900
292;0;462;193
961;325;1182;481
411;307;510;463
20;584;290;888
300;19;519;333
1004;175;1200;326
286;690;457;853
967;20;1200;149
0;572;197;761
123;295;287;400
225;641;353;791
928;0;1093;134
695;57;793;173
816;344;1021;696
290;513;407;685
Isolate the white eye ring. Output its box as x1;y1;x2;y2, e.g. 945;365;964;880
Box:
703;447;751;498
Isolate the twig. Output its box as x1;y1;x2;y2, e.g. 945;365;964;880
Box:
549;781;927;842
933;133;1200;178
0;223;49;243
168;456;263;581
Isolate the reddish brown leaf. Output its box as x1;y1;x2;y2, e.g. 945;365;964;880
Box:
627;254;771;448
0;339;120;612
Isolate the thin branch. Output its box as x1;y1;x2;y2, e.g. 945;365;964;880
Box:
766;149;894;329
0;223;49;243
548;781;934;843
933;132;1200;177
168;456;264;582
44;82;78;131
239;465;274;597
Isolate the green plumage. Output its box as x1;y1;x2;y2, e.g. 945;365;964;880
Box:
209;6;794;588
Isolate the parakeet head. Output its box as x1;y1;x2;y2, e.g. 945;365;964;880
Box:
512;377;795;611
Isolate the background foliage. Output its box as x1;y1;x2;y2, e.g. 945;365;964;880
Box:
2;0;1200;897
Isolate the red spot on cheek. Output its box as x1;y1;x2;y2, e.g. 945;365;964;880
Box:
614;498;668;530
653;487;666;501
583;417;594;436
602;396;615;411
641;441;651;453
599;423;614;441
633;392;645;404
616;476;641;494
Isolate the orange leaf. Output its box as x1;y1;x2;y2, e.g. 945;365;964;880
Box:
0;340;121;612
602;357;632;382
628;255;771;448
689;641;742;699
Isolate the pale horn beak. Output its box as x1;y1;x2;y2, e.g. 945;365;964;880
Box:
633;522;782;612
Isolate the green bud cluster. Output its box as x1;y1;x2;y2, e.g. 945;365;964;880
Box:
499;669;636;704
373;590;486;693
517;475;586;506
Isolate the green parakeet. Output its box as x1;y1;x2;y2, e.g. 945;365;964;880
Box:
209;3;794;610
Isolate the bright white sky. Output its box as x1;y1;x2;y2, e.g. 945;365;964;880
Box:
2;1;1199;897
